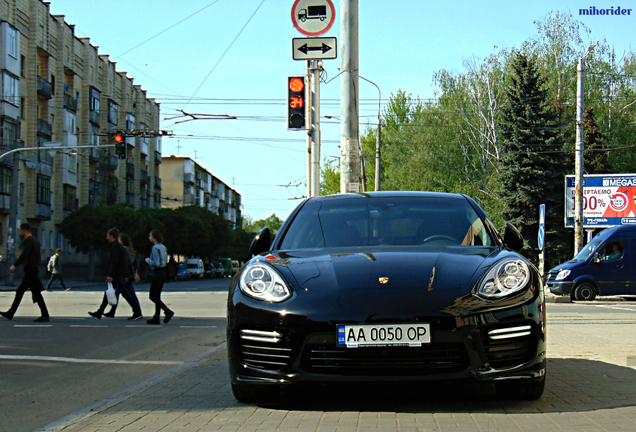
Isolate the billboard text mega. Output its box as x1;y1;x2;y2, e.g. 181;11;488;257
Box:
565;174;636;228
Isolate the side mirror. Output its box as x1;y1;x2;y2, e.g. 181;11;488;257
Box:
250;227;271;256
503;223;524;252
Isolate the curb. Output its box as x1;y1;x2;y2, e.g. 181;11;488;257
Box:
35;342;227;432
0;283;104;292
546;293;571;303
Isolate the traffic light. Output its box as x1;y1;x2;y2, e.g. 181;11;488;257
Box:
287;76;306;130
114;132;126;159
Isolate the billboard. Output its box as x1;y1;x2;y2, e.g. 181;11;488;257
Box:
565;174;636;228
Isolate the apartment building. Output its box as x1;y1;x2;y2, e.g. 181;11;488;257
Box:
162;156;242;229
0;0;162;271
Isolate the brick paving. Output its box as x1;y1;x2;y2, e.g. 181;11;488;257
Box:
57;304;636;432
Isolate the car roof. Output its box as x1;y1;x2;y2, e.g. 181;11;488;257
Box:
311;191;467;201
598;225;636;238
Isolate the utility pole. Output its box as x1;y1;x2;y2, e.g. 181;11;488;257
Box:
574;45;595;255
310;59;322;197
5;151;20;286
375;115;382;191
340;0;360;194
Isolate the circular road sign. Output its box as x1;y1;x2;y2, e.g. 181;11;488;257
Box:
291;0;336;37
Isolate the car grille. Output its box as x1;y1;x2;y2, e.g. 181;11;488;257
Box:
301;343;469;376
477;326;535;369
239;343;292;371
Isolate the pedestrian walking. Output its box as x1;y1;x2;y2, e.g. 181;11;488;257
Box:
145;229;174;325
45;248;69;291
89;228;142;320
0;223;50;322
100;233;143;319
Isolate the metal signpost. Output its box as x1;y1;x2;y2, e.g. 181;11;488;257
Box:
291;0;337;198
538;204;546;277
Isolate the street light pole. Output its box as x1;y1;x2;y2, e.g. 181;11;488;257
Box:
360;76;382;192
340;0;360;194
5;151;19;286
574;45;594;255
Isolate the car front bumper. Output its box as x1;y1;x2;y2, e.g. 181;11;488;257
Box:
227;292;546;386
546;281;574;295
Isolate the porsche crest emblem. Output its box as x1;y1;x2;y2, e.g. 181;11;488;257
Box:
379;277;389;284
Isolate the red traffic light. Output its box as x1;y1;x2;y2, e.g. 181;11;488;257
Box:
114;134;123;143
289;77;304;93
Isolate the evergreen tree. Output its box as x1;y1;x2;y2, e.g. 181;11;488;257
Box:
583;107;612;173
499;53;572;266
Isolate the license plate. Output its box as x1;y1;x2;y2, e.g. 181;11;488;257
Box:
337;323;431;348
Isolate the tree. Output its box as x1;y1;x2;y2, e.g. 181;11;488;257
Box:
499;52;571;266
246;214;284;234
583;107;612;173
320;157;341;195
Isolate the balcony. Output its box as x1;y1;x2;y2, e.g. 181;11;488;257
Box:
211;190;219;198
89;110;100;126
0;194;10;213
154;177;162;189
140;198;148;209
140;170;148;184
106;155;118;171
126;193;134;207
64;93;78;112
126;163;134;178
154;200;161;209
88;146;100;161
235;196;242;207
155;151;162;164
37;76;53;99
107;187;118;205
37;119;53;137
1;135;17;150
184;173;194;184
34;203;51;221
196;179;203;189
140;141;149;156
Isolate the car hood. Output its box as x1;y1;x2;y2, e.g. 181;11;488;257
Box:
272;246;496;291
548;260;583;273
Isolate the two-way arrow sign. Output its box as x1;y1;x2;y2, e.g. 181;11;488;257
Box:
293;37;337;60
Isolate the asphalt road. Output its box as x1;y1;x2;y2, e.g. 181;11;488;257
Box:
0;277;231;432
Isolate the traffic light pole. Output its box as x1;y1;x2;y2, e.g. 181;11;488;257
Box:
310;59;322;198
306;61;312;198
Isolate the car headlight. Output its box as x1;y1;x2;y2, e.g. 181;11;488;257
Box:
555;269;571;281
239;264;292;302
477;258;531;298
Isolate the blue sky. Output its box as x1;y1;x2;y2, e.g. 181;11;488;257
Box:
49;0;636;221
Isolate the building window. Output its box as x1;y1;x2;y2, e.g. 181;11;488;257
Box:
20;55;26;77
37;176;51;204
108;101;118;125
126;113;135;130
49;231;54;250
19;182;24;203
57;233;63;249
1;119;17;148
126;179;134;194
63;185;77;210
89;88;100;113
0;166;12;194
8;27;18;58
41;230;46;251
20;97;25;118
51;75;55;95
2;73;19;106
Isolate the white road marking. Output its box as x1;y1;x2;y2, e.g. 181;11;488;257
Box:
70;325;108;328
125;325;157;328
0;355;182;365
14;325;52;328
179;325;217;328
596;305;636;312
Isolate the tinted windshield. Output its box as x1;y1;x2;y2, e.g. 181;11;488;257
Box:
179;264;187;271
187;263;198;268
573;237;603;261
279;196;494;250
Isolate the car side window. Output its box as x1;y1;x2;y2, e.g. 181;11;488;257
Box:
599;240;625;262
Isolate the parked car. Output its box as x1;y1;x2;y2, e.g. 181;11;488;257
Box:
547;225;636;301
210;261;224;278
176;263;190;281
228;192;545;402
218;258;234;277
186;258;204;279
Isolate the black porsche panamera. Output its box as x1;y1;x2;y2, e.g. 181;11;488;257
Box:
227;192;546;402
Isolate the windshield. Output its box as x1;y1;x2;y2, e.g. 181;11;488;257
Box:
279;196;494;250
179;263;187;271
187;264;198;268
573;237;603;261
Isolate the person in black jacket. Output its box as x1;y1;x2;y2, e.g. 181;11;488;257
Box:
89;228;141;320
1;223;50;322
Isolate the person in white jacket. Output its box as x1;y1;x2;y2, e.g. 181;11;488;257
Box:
145;229;174;325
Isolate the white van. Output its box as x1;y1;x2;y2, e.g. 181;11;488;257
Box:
185;258;204;280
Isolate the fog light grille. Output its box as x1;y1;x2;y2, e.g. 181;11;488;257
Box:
488;325;532;340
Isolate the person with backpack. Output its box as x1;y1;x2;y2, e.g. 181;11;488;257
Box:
89;228;142;320
46;248;69;291
145;229;174;325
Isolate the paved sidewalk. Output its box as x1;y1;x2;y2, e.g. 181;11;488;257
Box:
50;304;636;432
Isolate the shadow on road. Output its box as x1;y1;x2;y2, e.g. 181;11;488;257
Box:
252;358;636;413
